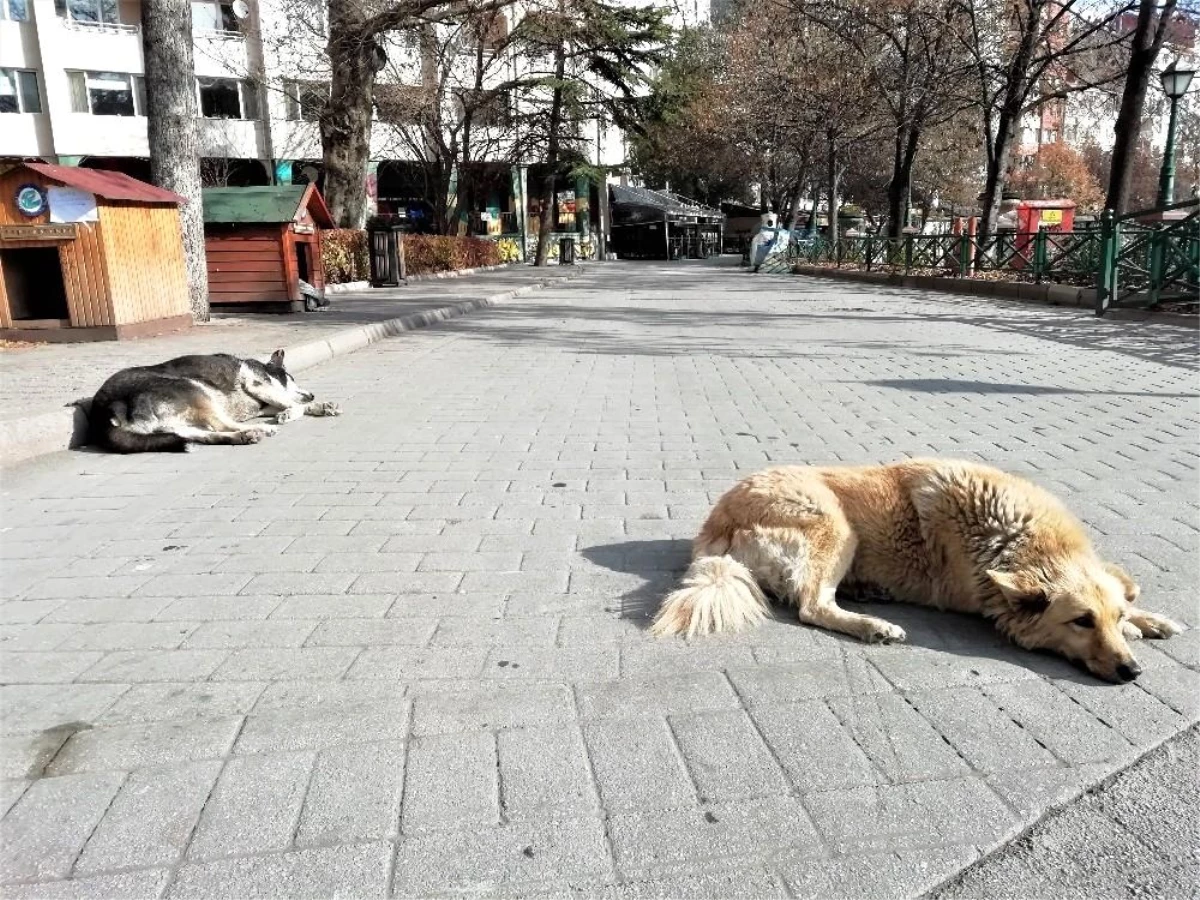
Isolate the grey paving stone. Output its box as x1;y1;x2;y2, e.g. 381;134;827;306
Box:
74;760;221;874
55;622;196;652
984;680;1135;765
865;645;1050;691
253;680;404;713
313;552;424;573
41;598;174;624
410;683;574;734
0;652;105;684
76;650;229;684
984;762;1113;822
749;701;881;792
826;692;973;782
0;683;128;736
269;594;394;618
909;686;1059;772
727;655;894;707
347;646;490;681
620;643;756;678
1135;664;1200;719
296;741;405;845
180;620;317;649
392;816;611;896
804;776;1017;854
18;577;151;601
576;672;740;720
669;709;789;801
608;796;820;873
777;844;983;900
210;647;360;681
240;573;357;596
186;750;314;861
154;597;281;621
304;617;438;646
1;869;172;899
0;729;75;780
0;779;29;817
389;591;503;618
582;717;696;811
170;842;392;899
45;717;242;776
133;574;252;598
0;771;126;882
430;617;558;648
1056;678;1189;746
603;868;789;899
402;730;498;831
0;624;81;652
0;599;66;625
97;682;267;726
498;724;597;820
351;571;465;594
483;645;620;683
235;697;408;753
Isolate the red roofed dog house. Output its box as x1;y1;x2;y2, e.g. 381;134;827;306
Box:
0;163;191;341
202;185;334;311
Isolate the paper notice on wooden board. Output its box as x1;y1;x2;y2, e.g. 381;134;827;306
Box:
48;186;99;224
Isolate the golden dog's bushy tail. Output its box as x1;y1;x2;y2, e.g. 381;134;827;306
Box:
651;555;769;638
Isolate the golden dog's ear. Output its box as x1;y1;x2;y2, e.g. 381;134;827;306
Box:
987;570;1050;614
1103;562;1140;604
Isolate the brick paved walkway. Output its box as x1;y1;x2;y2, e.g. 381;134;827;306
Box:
0;267;574;422
1;260;1197;898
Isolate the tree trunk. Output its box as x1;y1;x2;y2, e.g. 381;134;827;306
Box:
141;0;208;321
322;0;378;228
1105;0;1177;214
785;186;804;232
978;0;1043;240
826;132;839;250
886;126;920;239
535;45;567;267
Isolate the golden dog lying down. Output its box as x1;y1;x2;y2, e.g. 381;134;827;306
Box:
652;459;1181;682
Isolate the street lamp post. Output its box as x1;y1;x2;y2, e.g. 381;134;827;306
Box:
1156;60;1196;207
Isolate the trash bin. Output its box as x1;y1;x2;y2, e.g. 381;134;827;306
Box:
368;223;406;286
559;237;576;265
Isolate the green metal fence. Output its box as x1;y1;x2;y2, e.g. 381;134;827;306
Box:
1095;199;1200;314
785;198;1199;316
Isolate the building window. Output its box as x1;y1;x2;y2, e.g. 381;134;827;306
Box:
57;0;121;25
198;77;257;118
0;69;41;113
1;0;29;22
67;71;146;116
284;81;325;121
191;0;240;33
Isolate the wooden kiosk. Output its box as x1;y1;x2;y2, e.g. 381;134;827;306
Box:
202;185;333;310
0;163;191;341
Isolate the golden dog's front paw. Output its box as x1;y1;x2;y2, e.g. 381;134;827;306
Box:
1121;620;1144;641
1129;610;1182;639
863;619;907;644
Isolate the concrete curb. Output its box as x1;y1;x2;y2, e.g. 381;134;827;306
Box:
789;265;1199;327
323;263;518;295
0;270;580;469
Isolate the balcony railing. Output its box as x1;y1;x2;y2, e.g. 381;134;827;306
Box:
63;19;140;34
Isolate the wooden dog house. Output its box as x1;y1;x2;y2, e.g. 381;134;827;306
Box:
0;163;191;341
203;185;333;310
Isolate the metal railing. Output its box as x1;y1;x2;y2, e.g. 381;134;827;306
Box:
1096;199;1199;314
782;200;1198;316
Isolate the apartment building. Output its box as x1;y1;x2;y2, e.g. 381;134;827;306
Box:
1;0;708;243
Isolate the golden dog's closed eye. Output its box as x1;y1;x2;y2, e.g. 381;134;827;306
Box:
1072;613;1096;628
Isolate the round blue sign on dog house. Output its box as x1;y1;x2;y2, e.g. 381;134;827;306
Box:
15;183;47;218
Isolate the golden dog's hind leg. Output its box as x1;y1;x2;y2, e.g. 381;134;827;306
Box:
781;518;907;645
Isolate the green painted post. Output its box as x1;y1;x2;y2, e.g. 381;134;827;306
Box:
1148;229;1164;307
1033;229;1047;282
865;235;874;272
1096;209;1117;315
904;234;913;272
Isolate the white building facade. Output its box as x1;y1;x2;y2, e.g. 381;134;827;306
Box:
1;0;708;249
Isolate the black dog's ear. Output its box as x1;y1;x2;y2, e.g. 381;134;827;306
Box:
987;570;1050;614
1103;562;1140;604
269;349;286;367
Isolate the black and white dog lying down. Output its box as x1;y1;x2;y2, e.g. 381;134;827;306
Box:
88;350;340;453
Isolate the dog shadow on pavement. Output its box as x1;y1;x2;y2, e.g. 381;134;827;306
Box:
581;538;1095;682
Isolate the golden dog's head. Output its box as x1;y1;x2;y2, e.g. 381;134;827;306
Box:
988;560;1141;683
